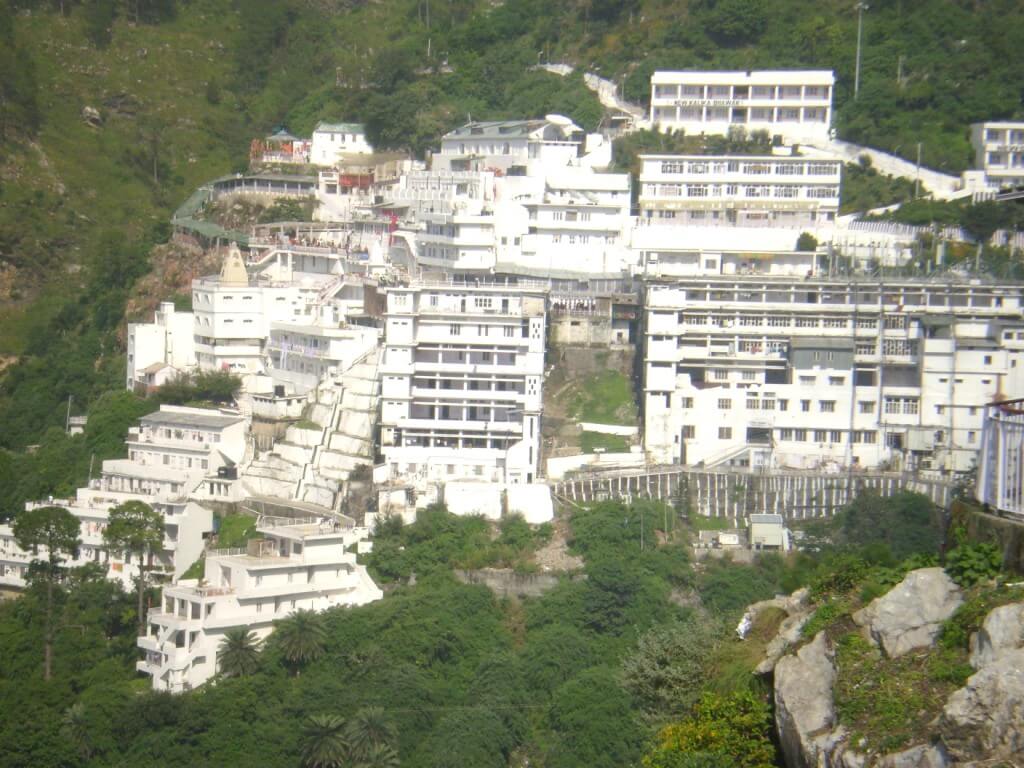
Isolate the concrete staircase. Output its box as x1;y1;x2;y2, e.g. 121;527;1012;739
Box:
241;348;381;513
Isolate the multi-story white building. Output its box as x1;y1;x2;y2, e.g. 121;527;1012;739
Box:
650;71;834;146
127;301;195;392
968;121;1024;190
638;154;841;227
434;118;584;176
0;405;242;591
267;320;380;392
378;283;547;491
643;277;1024;474
310;122;373;166
137;512;382;692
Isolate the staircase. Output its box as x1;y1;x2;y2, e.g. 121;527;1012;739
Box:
240;348;382;516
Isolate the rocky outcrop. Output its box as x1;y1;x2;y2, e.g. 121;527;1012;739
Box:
940;647;1024;762
969;602;1024;669
852;568;963;658
774;632;841;768
756;609;813;675
873;744;950;768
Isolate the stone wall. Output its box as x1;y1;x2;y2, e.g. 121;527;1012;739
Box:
951;501;1024;575
454;568;581;599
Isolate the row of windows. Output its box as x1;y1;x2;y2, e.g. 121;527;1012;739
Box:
656;161;837;176
654;106;828;123
653;84;829;100
646;183;838;199
698;427;876;443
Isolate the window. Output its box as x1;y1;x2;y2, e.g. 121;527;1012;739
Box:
829;376;845;386
779;428;793;441
718;427;732;439
778;399;788;411
859;401;875;414
801;399;811;412
794;428;808;441
984;355;993;365
746;395;759;410
968;430;977;443
713;369;729;380
682;425;696;439
819;400;836;412
830;430;843;443
814;430;828;442
718;398;732;410
741;370;756;381
682;397;694;408
449;324;460;335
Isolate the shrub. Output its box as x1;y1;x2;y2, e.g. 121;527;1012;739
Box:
944;541;1002;587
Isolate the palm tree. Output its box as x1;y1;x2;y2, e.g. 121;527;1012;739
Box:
345;706;398;762
217;628;262;678
300;714;348;768
273;609;327;675
354;742;400;768
61;702;92;760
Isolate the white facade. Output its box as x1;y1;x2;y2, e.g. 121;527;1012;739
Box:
127;302;196;391
434;118;583;177
970;121;1024;190
267;321;380;393
632;225;820;279
638;154;841;227
137;515;382;692
310;122;373;167
643;278;1024;474
378;284;547;492
650;70;834;146
0;405;240;591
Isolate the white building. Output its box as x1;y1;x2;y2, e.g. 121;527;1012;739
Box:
650;71;835;146
643;277;1024;474
0;405;242;591
127;301;196;392
137;512;382;693
967;121;1024;191
310;122;373;167
267;319;380;393
378;283;547;497
638;154;841;227
434;117;584;176
977;398;1024;521
748;513;791;551
632;225;820;279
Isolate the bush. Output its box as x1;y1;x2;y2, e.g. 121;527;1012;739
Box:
796;232;818;252
944;540;1002;587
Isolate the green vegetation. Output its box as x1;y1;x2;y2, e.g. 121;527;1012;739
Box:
839;156;916;214
690;514;731;531
580;430;630;453
834;631;959;754
215;512;258;549
153;371;242;407
567;369;638;426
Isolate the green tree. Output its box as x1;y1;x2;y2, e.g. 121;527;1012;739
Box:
622;614;722;718
60;702;92;761
642;690;777;768
274;609;327;675
301;714;349;768
13;504;81;680
796;232;819;252
102;500;164;632
354;742;400;768
345;706;398;762
217;628;262;678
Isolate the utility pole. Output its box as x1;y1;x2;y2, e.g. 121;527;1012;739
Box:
854;2;869;99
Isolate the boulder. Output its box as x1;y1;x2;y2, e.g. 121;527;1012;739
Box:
852;568;963;658
874;744;950;768
756;609;812;674
969;601;1024;669
81;106;102;127
774;632;840;768
939;647;1024;761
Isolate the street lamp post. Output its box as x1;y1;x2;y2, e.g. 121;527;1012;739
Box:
854;2;869;99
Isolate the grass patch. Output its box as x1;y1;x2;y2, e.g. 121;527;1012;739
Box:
690;515;731;531
706;606;785;696
181;556;205;580
295;418;322;431
835;631;962;754
216;512;258;548
800;597;852;640
580;431;629;453
567;370;638;426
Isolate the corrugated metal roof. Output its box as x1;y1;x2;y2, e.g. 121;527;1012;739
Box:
314;122;365;134
140;409;245;429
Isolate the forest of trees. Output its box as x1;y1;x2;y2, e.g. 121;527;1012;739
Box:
0;492;951;767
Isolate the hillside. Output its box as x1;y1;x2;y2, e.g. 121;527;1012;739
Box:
1;0;1023;473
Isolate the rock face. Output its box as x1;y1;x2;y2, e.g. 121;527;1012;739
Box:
874;744;950;768
774;632;840;768
852;568;963;658
969;602;1024;669
940;647;1024;761
756;610;812;675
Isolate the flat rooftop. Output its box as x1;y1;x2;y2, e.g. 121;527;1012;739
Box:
651;70;834;85
141;410;246;430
